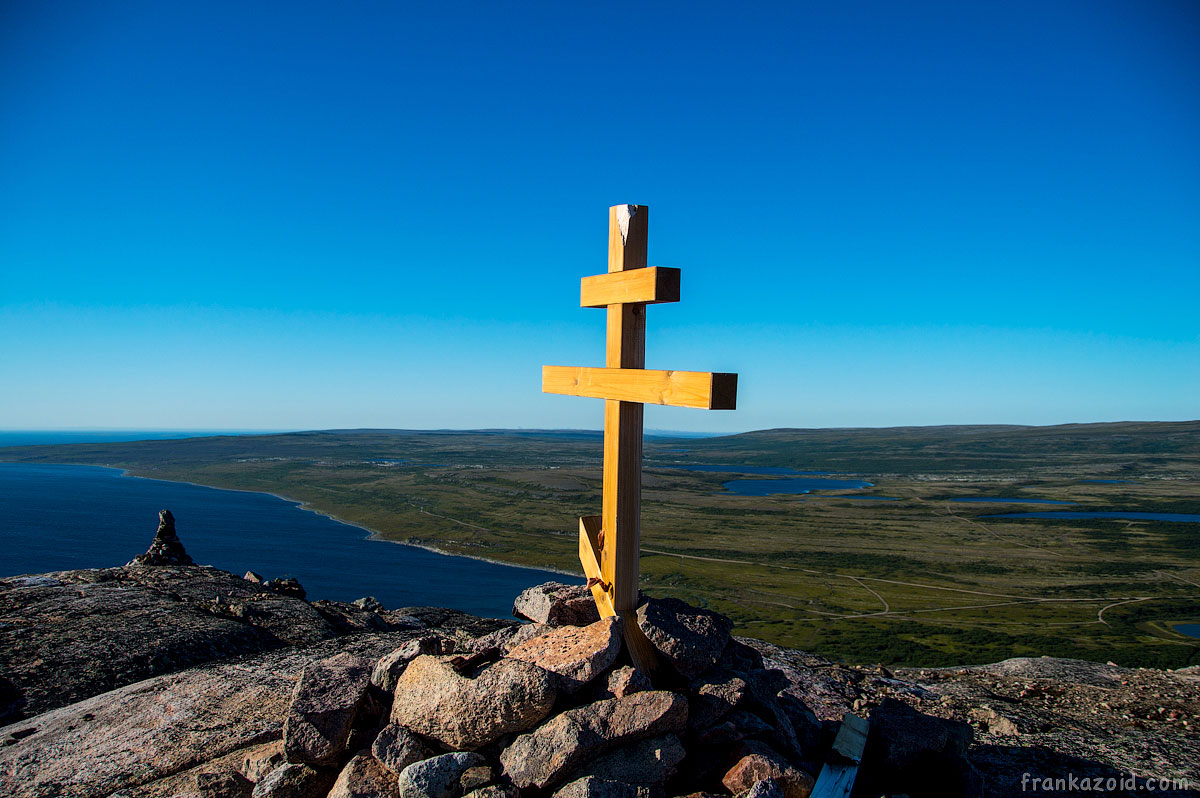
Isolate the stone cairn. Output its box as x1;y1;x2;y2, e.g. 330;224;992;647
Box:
208;582;979;798
127;509;195;567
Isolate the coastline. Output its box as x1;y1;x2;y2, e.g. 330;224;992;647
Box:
3;460;574;579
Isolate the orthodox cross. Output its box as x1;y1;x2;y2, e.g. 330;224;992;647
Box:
542;204;738;670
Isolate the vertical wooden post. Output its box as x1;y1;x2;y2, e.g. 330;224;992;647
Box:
601;205;658;671
542;203;737;676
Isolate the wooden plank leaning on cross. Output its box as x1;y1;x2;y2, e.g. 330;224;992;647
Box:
542;204;738;675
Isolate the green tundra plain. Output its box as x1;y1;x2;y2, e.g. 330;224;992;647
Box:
3;421;1198;669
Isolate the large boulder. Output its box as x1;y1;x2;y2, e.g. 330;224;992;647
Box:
240;741;286;783
398;752;489;798
469;622;548;654
687;673;749;730
635;597;732;679
500;690;689;789
252;763;338;798
283;653;373;767
552;776;654;798
565;734;686;787
329;752;402;798
513;582;600;626
721;742;814;798
507;617;623;693
372;635;456;692
390;655;557;750
857;698;979;797
371;722;433;777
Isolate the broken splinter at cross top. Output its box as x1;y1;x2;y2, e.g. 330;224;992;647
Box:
542;204;738;673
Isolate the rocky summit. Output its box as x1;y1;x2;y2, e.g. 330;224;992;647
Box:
1;519;1198;798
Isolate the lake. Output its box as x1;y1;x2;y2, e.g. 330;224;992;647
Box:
1174;624;1200;639
0;463;560;618
981;511;1200;523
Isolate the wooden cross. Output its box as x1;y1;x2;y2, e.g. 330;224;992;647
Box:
542;204;738;671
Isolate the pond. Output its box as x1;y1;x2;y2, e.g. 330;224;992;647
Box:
1174;624;1200;639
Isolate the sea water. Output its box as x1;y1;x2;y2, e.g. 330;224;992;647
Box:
0;462;558;618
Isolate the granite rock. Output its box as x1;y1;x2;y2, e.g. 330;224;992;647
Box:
635;597;732;679
372;635;457;692
513;582;600;627
371;722;433;777
551;777;654;798
196;769;254;798
507;617;622;693
251;763;338;798
283;652;373;766
391;655;557;750
721;743;814;798
329;752;402;798
500;690;688;789
565;733;685;787
398;752;489;798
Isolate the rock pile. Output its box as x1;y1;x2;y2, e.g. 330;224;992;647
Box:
127;510;195;567
186;582;980;798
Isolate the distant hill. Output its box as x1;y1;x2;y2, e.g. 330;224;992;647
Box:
663;420;1200;474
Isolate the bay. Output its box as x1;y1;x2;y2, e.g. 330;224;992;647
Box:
0;462;559;618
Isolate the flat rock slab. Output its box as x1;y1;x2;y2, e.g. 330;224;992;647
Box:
0;633;423;798
636;597;733;680
507;617;622;693
513;583;600;627
0;567;341;717
391;655;557;751
0;657;289;798
283;653;373;766
500;690;688;790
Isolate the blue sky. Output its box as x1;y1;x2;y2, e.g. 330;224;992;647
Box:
2;1;1197;432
